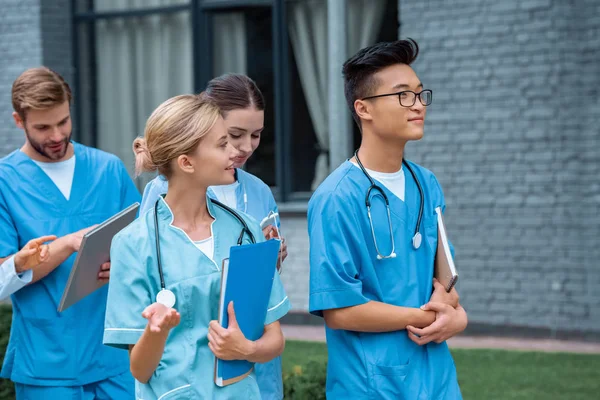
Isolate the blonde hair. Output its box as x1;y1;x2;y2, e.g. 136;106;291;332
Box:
133;94;221;177
12;67;72;119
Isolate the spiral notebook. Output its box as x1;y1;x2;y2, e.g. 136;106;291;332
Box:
214;239;281;387
434;207;458;292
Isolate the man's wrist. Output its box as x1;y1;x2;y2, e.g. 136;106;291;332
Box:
13;255;24;274
410;307;436;328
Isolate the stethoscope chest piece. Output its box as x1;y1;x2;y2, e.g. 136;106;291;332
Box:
156;289;176;308
412;232;422;250
153;197;254;309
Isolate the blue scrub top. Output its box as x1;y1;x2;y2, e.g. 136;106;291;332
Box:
103;196;290;400
308;160;462;400
0;143;141;386
139;168;284;400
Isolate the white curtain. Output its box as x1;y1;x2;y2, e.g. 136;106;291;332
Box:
95;0;193;189
288;0;386;190
212;13;247;76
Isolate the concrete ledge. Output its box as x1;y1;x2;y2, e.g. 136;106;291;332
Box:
464;322;600;343
281;311;600;343
281;325;600;354
281;311;323;326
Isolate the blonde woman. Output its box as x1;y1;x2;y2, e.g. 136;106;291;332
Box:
103;94;290;400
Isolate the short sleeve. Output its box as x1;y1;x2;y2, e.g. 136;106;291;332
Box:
118;161;142;210
308;193;369;317
140;177;168;216
0;256;32;300
103;232;153;349
264;271;290;325
0;189;18;258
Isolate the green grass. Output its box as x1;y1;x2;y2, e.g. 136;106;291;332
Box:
282;340;600;400
2;306;599;400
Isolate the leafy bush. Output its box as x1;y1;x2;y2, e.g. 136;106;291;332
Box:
283;359;327;400
0;305;15;400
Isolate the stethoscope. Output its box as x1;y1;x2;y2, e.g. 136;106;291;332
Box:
354;150;424;260
153;197;256;308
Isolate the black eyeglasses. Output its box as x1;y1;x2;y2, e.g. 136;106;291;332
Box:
362;89;433;107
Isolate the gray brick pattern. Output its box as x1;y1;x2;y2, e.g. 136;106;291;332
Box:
40;0;73;86
400;0;600;335
280;216;310;311
0;0;42;157
0;0;72;159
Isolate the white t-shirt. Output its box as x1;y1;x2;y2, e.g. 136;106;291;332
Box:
209;182;239;209
32;155;76;200
352;162;405;201
194;237;214;260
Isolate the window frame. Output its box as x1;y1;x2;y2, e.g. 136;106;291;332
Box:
72;0;295;202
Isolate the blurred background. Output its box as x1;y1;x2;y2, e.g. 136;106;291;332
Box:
0;0;599;342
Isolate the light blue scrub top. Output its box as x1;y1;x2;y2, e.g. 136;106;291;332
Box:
308;160;462;400
140;169;279;227
0;143;141;386
103;196;291;400
139;168;284;400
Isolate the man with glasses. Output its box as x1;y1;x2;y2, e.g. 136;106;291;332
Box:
307;39;467;399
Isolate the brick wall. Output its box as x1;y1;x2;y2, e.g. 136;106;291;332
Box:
399;0;600;337
40;0;73;86
0;0;73;159
0;0;42;157
279;216;311;312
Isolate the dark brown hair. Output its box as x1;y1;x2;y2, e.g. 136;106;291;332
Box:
205;74;265;114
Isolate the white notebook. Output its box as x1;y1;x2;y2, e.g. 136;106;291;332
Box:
434;207;458;292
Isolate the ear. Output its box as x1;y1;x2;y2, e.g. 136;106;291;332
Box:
12;112;25;130
176;154;195;175
354;99;373;123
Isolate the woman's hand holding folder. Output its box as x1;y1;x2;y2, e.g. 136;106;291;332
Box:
208;301;254;361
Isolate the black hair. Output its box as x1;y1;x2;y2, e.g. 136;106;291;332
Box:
342;39;419;128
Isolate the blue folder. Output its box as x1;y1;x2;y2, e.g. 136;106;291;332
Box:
214;238;281;387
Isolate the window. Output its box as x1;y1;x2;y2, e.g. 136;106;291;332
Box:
73;0;395;200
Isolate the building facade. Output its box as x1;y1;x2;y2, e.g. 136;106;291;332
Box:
1;0;598;340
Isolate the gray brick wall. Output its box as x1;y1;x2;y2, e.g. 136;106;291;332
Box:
0;0;73;159
400;0;600;336
40;0;73;87
280;216;310;311
0;0;42;157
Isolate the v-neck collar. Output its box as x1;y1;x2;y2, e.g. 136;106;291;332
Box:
15;142;84;210
345;160;418;226
156;194;223;271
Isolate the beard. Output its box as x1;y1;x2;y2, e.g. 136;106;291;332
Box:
25;129;72;161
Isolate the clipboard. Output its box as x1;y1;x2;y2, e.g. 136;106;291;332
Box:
57;203;139;312
434;207;458;292
214;239;280;387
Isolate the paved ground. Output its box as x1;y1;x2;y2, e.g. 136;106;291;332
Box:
281;325;600;354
